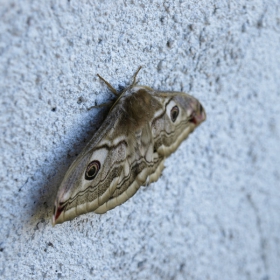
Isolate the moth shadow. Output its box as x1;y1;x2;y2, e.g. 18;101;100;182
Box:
27;105;111;228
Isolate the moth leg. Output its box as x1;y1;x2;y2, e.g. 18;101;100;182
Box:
97;74;119;96
87;101;114;111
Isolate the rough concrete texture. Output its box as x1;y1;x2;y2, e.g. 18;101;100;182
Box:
1;0;280;279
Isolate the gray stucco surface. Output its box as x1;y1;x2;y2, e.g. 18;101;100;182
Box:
1;0;280;279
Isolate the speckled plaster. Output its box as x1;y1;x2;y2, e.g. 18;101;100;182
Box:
1;0;280;279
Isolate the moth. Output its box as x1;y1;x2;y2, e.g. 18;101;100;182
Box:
53;67;206;225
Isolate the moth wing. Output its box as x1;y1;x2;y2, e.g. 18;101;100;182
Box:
53;89;166;224
54;86;206;225
94;119;165;214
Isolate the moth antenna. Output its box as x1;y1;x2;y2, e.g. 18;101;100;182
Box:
132;66;142;86
97;74;119;96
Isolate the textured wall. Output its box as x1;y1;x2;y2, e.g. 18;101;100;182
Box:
1;0;280;279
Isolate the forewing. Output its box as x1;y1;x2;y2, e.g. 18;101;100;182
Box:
94;121;164;214
53;89;165;224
